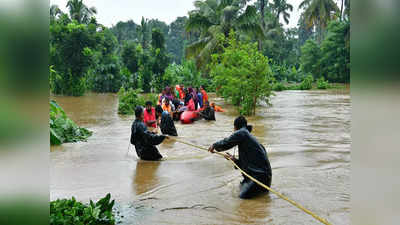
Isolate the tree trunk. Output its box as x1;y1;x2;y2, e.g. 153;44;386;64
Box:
340;0;344;21
258;0;266;51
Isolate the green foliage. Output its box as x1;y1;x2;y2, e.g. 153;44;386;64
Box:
299;74;314;90
209;32;273;115
272;82;287;91
117;87;145;115
300;20;349;83
87;29;123;93
163;60;205;88
185;0;262;69
316;77;330;89
50;100;92;145
151;29;170;92
320;20;350;83
50;21;98;96
300;39;321;79
50;193;115;225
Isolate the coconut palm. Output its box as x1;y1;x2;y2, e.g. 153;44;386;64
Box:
185;0;263;68
271;0;293;25
66;0;97;24
299;0;339;43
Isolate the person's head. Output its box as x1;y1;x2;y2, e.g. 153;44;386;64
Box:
165;100;169;106
188;87;193;93
234;116;252;132
184;88;188;94
161;89;166;95
155;105;163;116
145;101;152;111
135;106;144;121
180;84;184;88
200;85;205;91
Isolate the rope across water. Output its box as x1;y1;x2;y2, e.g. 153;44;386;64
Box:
167;136;333;225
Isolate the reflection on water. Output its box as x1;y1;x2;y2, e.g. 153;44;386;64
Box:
51;89;350;225
133;161;161;195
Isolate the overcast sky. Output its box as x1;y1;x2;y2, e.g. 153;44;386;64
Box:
50;0;341;29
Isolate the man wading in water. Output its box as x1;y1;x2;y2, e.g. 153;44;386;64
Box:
208;116;272;199
131;106;168;160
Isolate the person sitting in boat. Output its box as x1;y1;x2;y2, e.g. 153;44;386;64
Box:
208;116;272;199
155;105;178;136
184;88;192;106
158;89;166;105
196;87;203;109
200;85;208;104
210;102;224;112
198;101;215;121
162;99;174;117
143;101;157;129
130;106;167;161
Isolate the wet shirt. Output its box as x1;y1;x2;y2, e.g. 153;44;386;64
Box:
143;108;157;128
160;111;178;136
130;119;166;160
213;128;272;181
199;106;215;121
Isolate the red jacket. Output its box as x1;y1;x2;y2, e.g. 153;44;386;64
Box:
143;108;157;128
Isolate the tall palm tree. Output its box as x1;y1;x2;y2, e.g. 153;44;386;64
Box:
66;0;97;24
271;0;293;25
137;17;150;50
185;0;263;68
300;0;339;43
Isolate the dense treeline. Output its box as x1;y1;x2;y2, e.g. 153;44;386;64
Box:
49;0;350;114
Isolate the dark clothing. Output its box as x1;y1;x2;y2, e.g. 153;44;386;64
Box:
199;106;215;121
213;127;272;198
184;93;192;106
130;119;166;160
160;111;178;136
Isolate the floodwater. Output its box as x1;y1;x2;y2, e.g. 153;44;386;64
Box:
50;88;350;225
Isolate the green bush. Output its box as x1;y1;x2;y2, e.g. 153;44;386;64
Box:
117;87;145;114
299;74;314;90
272;82;287;91
50;100;92;145
317;77;330;89
50;193;115;225
209;31;273;115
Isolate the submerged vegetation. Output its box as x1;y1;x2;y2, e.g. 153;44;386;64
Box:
50;193;115;225
50;100;92;145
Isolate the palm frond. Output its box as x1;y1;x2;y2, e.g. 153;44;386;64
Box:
186;12;213;33
236;5;257;25
185;37;211;59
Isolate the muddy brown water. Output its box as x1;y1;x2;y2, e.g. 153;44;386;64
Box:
50;89;350;225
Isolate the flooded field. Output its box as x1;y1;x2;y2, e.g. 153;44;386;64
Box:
50;89;350;225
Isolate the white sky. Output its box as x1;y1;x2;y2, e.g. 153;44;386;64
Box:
49;0;342;28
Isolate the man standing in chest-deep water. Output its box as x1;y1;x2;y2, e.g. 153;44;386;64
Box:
208;116;272;199
131;106;167;161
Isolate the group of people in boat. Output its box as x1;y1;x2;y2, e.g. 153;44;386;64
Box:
130;85;272;199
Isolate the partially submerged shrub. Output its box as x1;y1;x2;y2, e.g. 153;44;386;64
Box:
317;77;330;89
50;193;115;225
50;100;92;145
299;74;314;90
117;87;145;114
272;82;287;91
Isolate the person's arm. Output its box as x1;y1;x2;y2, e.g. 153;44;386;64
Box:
142;121;167;145
209;131;242;153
